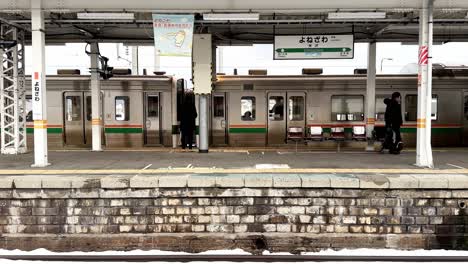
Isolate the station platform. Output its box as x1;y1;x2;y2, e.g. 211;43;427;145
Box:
0;148;467;174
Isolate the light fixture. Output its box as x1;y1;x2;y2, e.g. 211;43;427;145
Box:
328;12;386;20
203;13;259;21
77;12;135;20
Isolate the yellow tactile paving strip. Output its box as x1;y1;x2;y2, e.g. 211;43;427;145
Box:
0;168;467;175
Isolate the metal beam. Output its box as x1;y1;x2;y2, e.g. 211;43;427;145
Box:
2;0;468;11
0;24;27;154
90;42;102;152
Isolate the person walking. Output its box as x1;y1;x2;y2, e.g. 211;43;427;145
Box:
180;93;197;151
380;92;403;154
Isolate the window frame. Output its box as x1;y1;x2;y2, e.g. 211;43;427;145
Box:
115;96;130;121
405;94;438;121
330;95;365;122
240;96;256;121
213;95;225;118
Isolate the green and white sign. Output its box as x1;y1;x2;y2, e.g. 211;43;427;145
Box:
274;35;354;60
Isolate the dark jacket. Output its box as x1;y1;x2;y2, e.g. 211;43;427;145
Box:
180;96;197;133
385;98;403;128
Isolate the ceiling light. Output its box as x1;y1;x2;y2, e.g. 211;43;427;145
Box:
77;12;135;20
328;12;386;20
203;13;259;21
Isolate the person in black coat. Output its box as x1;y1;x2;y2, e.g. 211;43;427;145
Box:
381;92;403;153
180;93;197;150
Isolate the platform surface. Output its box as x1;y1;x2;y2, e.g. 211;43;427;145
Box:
0;148;467;174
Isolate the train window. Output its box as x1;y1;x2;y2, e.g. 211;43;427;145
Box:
331;95;364;121
65;96;82;121
147;95;159;117
268;96;284;121
115;96;130;121
86;96;92;121
213;96;224;117
465;96;468;120
375;96;387;121
288;96;304;121
405;95;438;121
241;96;256;121
25;95;33;122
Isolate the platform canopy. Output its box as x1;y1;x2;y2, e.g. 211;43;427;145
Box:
2;0;468;44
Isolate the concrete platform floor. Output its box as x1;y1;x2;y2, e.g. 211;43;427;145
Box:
0;148;467;172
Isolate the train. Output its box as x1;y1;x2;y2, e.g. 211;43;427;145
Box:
15;68;468;149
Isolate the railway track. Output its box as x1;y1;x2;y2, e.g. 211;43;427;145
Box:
1;255;468;262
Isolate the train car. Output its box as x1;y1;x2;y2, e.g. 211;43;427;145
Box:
17;68;468;149
211;72;468;148
24;73;175;148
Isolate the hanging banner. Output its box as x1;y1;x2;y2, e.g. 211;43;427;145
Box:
274;35;354;60
152;14;194;57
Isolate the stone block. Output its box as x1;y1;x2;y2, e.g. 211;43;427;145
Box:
276;224;291;232
244;174;273;188
416;174;449;189
387;175;419;189
129;176;158;188
41;177;72;189
13;177;42;189
215;175;244;187
158;175;188;188
330;174;359;188
301;174;331;188
101;176;129;189
0;177;13;188
445;174;468;189
71;178;100;189
273;174;301;188
358;175;389;189
188;175;216;187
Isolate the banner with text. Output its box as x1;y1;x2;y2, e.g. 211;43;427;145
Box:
153;14;194;57
274;35;354;60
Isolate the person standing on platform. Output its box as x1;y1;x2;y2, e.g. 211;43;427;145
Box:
180;93;197;151
381;98;393;152
388;92;403;154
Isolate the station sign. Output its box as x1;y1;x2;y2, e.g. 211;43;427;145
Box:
153;14;194;57
274;35;354;60
32;71;43;120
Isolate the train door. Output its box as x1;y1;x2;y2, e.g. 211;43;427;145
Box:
463;91;468;146
63;92;86;146
144;92;162;146
287;92;306;134
212;93;228;146
64;91;103;147
267;92;286;145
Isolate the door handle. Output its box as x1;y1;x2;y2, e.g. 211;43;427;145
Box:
221;120;226;128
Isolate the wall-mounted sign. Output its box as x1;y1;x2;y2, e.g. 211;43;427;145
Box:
274;35;354;60
32;71;43;120
153;14;194;57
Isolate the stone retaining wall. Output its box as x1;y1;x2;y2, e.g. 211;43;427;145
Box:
0;174;467;253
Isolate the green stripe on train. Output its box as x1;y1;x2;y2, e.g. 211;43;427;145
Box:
229;127;267;133
401;127;462;134
104;127;143;133
26;128;63;134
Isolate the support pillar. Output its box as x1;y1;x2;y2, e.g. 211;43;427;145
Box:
416;0;434;168
90;43;102;151
365;41;377;151
192;34;212;153
132;46;139;75
0;24;27;154
31;0;49;167
198;95;208;153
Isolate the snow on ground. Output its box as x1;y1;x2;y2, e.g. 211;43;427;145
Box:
0;248;468;263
